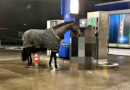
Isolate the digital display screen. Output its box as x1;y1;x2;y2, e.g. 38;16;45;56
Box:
79;19;87;28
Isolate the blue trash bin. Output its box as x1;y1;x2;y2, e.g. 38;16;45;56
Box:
58;44;70;59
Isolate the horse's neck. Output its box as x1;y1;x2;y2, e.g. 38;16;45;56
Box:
54;24;72;40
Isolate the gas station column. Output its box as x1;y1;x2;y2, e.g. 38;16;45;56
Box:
61;0;79;44
59;0;79;58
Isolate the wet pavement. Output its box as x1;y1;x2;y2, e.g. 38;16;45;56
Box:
0;50;130;90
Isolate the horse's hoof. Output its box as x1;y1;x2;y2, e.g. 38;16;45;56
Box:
28;66;33;68
55;68;59;71
49;67;53;69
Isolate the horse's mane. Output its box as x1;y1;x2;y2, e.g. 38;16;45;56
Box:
53;21;74;29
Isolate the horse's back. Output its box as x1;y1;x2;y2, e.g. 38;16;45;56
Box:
22;29;45;48
22;29;44;39
22;28;60;52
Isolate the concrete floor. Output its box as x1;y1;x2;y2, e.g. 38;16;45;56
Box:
0;50;130;90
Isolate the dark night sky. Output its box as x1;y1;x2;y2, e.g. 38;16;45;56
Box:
0;0;120;30
0;0;120;44
0;0;62;31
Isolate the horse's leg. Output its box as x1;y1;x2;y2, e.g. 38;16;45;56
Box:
26;47;31;66
28;55;32;66
54;52;58;69
28;56;30;66
22;48;28;62
29;53;32;65
49;51;53;69
28;54;33;66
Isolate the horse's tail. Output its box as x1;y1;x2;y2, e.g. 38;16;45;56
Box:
22;48;28;62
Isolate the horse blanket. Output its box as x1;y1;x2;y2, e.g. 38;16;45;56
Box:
22;28;60;52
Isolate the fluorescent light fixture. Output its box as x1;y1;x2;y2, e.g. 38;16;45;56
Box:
70;0;79;14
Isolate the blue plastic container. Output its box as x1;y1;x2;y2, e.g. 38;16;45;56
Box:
58;44;70;59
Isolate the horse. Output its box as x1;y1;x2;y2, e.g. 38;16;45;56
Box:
21;21;80;69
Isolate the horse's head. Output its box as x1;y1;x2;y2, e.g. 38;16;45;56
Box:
53;21;81;39
70;23;81;36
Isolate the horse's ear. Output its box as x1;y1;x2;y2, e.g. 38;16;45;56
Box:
70;21;75;26
73;21;75;24
73;21;78;26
